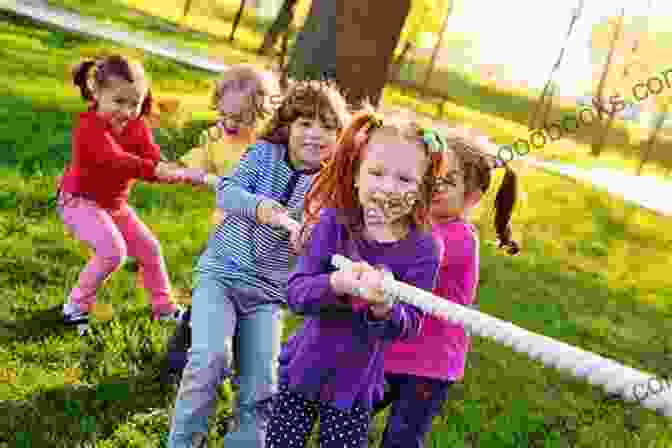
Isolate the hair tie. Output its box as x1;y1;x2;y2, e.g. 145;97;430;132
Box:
354;114;383;148
369;114;383;130
494;157;506;169
422;129;447;154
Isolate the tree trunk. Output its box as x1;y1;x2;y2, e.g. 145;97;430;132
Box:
258;0;299;55
288;0;411;107
395;41;414;66
287;0;336;83
182;0;194;18
422;1;453;92
590;8;624;156
230;0;248;42
637;105;669;176
335;0;412;106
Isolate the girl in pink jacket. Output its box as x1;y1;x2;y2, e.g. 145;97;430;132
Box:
373;130;521;448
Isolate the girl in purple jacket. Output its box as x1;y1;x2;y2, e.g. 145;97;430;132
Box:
265;110;449;447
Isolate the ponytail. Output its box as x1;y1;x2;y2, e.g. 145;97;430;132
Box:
71;55;151;115
493;164;520;255
140;88;153;118
72;59;97;101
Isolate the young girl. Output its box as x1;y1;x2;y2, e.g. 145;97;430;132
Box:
58;55;209;334
175;64;281;226
372;129;520;448
264;112;448;448
167;80;349;448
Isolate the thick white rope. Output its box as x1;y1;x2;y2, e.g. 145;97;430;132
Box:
332;254;672;417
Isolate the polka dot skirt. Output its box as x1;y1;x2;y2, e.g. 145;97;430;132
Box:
266;384;370;447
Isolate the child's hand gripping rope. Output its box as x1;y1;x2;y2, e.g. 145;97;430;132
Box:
330;260;395;318
155;162;220;187
256;199;303;251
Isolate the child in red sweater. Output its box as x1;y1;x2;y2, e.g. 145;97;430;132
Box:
58;55;212;335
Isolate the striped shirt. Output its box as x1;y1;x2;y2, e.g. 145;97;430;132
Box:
197;140;317;311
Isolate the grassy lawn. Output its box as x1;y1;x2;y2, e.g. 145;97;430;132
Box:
39;0;672;179
1;12;672;448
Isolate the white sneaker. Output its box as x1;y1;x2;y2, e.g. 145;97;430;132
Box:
63;302;89;335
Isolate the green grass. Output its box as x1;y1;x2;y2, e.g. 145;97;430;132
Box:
40;0;672;178
1;13;672;448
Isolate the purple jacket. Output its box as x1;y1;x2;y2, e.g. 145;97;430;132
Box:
278;208;440;411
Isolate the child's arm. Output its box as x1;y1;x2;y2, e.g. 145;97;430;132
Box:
77;125;158;181
287;209;354;316
357;237;441;342
131;118;162;163
215;142;292;228
178;130;213;171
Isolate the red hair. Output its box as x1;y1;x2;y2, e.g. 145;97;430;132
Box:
300;109;448;247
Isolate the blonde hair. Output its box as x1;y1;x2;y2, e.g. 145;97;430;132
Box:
210;64;281;119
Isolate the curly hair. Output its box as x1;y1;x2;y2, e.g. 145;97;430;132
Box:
210;64;280;118
258;79;350;146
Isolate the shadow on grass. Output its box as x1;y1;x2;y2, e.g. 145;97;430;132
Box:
0;363;175;447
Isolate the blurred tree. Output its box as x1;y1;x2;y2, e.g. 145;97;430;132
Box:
288;0;412;107
182;0;193;18
258;0;299;55
590;7;625;156
286;0;335;82
230;0;249;42
421;0;454;92
529;0;584;131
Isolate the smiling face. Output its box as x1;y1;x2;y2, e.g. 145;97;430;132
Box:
93;76;146;134
287;116;339;171
355;131;429;231
431;149;467;218
215;79;260;134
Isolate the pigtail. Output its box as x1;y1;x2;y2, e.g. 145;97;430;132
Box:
493;164;520;255
140;88;153;117
72;59;97;101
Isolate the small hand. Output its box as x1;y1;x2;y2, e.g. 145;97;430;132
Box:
358;268;386;304
330;264;369;296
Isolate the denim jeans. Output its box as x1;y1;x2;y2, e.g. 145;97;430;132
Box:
168;252;282;448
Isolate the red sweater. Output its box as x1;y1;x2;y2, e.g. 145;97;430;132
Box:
60;111;161;211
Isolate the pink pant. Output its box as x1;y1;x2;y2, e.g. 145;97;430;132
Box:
57;192;175;316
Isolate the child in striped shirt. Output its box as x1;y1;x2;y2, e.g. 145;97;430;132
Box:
167;80;349;448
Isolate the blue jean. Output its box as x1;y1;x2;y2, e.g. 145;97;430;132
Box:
372;373;453;448
168;263;282;448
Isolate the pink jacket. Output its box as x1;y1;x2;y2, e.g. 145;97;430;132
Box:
383;219;479;381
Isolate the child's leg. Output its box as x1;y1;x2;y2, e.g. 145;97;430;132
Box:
222;300;282;447
318;400;371;448
58;194;127;311
266;384;318;448
371;374;402;417
378;373;452;448
168;272;237;448
112;205;174;317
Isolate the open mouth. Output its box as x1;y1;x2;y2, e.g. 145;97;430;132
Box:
363;207;386;224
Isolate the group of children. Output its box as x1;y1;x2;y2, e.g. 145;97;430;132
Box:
57;53;521;448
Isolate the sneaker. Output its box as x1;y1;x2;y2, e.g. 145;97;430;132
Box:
165;308;192;380
155;305;188;322
63;302;89;336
